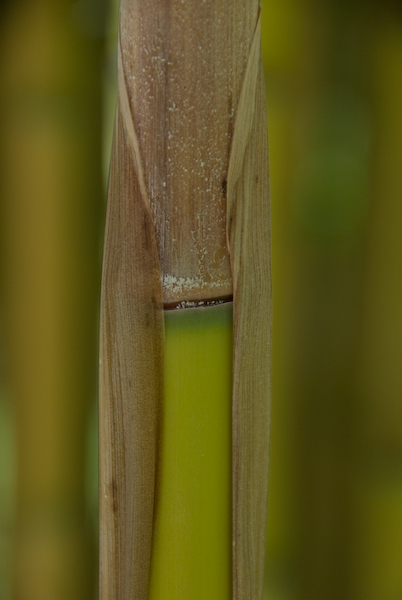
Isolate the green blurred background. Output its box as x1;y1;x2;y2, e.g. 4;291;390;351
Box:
0;0;401;598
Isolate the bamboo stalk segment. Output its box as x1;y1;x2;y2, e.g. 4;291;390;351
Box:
99;2;271;599
150;304;233;600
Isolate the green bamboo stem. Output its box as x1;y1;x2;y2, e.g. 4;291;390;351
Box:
150;304;233;600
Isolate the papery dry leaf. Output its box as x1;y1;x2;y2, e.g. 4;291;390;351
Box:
227;13;271;600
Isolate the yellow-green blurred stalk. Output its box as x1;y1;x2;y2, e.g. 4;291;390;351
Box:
0;1;105;598
261;1;402;600
353;7;402;600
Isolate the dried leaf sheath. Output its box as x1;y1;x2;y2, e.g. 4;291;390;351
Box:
99;100;163;600
118;0;261;306
227;14;271;600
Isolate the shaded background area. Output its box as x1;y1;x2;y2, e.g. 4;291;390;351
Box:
0;0;401;598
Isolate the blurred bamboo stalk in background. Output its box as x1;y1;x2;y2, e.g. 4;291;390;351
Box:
0;0;105;598
260;0;307;596
291;1;373;597
262;1;402;600
353;6;402;599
